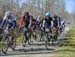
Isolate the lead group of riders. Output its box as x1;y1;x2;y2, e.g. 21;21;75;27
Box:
0;11;65;45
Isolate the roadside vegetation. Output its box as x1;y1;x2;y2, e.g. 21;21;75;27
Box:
55;26;75;57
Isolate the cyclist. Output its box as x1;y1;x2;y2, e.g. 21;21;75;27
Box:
0;11;16;54
42;11;53;32
60;19;65;32
41;11;53;48
53;15;59;28
52;15;61;40
31;16;36;30
41;11;53;40
19;12;32;46
0;11;16;35
31;16;37;41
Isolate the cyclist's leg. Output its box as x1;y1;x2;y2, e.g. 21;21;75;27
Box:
10;29;16;50
24;27;29;43
10;29;15;40
33;26;37;40
1;29;9;54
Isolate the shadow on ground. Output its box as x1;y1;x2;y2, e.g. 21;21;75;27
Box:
0;47;55;56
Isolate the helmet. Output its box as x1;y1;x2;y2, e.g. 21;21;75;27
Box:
45;11;50;17
37;16;40;20
30;15;33;20
5;11;11;16
53;15;58;18
37;16;41;19
24;12;29;16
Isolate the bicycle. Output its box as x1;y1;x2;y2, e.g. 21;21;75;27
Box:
44;28;51;49
29;26;37;43
1;29;16;54
51;27;59;44
22;27;31;47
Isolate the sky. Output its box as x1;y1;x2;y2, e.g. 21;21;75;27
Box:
18;0;75;13
65;0;75;13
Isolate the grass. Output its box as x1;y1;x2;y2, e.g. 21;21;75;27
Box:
55;46;75;57
55;26;75;57
64;27;75;45
16;35;23;45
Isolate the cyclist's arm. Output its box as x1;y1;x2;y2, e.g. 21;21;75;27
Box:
19;16;24;28
28;19;32;29
57;18;61;28
0;16;6;28
12;20;16;29
57;18;60;27
42;20;45;28
51;21;53;28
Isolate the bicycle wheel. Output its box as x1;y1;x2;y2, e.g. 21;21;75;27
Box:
11;37;16;51
52;28;58;44
45;33;48;49
1;35;9;54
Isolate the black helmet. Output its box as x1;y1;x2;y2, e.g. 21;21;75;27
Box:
53;15;58;18
24;12;29;16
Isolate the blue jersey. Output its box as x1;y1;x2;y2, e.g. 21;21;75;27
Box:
0;15;16;29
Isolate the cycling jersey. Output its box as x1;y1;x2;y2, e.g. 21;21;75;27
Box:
0;15;16;30
53;19;58;27
53;17;61;28
43;17;53;29
20;16;32;28
31;19;36;26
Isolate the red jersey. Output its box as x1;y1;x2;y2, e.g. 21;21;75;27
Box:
19;16;30;27
31;19;36;26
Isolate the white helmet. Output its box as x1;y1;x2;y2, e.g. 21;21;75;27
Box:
37;16;41;21
5;11;11;16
